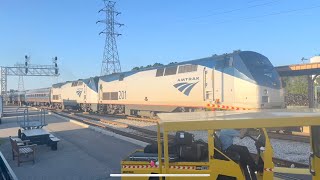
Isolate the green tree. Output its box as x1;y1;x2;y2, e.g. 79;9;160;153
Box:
282;76;308;95
131;62;165;71
153;63;164;67
132;67;140;71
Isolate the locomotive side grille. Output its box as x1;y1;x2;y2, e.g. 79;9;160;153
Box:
102;92;119;100
164;66;178;76
156;68;164;77
178;64;198;74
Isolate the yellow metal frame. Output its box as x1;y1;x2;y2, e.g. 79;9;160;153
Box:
121;111;320;179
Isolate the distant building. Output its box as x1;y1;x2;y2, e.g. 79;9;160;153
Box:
310;56;320;63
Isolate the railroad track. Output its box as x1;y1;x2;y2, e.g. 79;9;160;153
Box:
82;111;310;143
268;132;309;143
52;110;309;170
58;109;311;143
73;113;158;135
53;111;160;144
61;110;158;123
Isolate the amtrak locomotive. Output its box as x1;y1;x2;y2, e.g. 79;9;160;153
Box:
22;50;285;116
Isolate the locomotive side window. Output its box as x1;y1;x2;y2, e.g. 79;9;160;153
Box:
156;68;164;77
164;66;177;76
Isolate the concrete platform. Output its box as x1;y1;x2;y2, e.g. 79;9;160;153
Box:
0;107;141;179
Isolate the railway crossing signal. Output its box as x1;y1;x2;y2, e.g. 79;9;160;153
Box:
0;56;59;95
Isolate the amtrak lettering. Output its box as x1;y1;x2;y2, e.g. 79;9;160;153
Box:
174;77;199;96
177;77;200;82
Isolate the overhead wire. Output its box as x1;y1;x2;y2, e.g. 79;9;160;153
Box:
213;4;320;24
247;0;268;4
190;0;280;20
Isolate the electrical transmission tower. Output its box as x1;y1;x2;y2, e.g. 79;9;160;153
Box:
97;0;123;76
18;76;24;91
15;56;30;91
0;56;59;95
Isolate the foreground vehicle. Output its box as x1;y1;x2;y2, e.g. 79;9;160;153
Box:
121;111;320;179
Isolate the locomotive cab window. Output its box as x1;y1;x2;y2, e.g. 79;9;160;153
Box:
215;59;226;69
164;66;177;76
156;68;164;77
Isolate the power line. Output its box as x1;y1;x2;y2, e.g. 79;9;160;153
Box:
247;0;267;4
213;4;320;25
190;0;280;20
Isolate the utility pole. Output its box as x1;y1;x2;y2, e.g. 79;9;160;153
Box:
0;56;59;95
97;0;123;76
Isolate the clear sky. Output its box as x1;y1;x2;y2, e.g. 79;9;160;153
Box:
0;0;319;90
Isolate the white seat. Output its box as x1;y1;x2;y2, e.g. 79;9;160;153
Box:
50;137;60;142
19;147;33;154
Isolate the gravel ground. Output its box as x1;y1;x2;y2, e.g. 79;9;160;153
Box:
190;131;310;165
86;114;158;131
115;119;156;129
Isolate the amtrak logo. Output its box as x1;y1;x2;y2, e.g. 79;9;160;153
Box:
76;88;83;97
173;81;199;96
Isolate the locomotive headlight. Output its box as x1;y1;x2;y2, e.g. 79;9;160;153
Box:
264;89;268;95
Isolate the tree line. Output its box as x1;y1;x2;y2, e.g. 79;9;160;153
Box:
132;62;177;71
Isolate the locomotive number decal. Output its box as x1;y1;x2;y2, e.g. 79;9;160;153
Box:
118;91;127;100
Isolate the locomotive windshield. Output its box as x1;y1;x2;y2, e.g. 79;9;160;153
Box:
239;51;281;89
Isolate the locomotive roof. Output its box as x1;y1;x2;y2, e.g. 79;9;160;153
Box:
100;50;246;78
52;82;68;88
157;110;320;131
26;88;51;93
52;76;99;88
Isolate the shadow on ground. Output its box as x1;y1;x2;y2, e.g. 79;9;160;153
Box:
0;113;141;180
